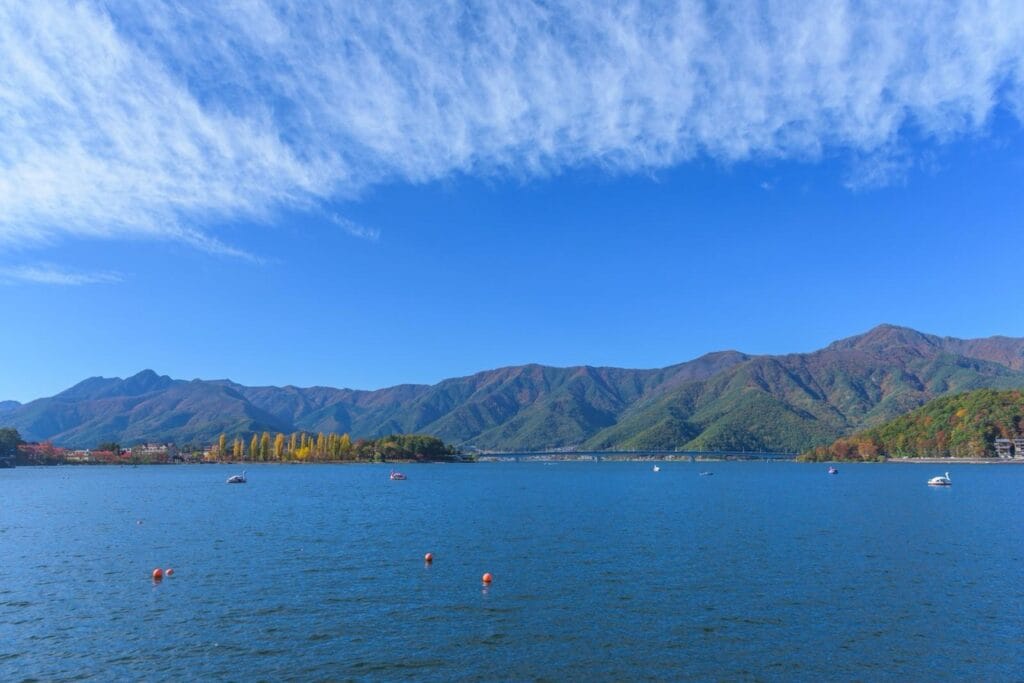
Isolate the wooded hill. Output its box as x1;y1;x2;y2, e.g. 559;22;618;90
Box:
802;389;1024;460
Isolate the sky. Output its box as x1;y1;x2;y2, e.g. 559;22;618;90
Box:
1;1;1024;402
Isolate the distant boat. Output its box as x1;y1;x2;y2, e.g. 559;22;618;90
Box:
828;466;838;475
226;471;246;484
927;471;952;486
390;470;407;480
699;471;714;476
652;465;661;472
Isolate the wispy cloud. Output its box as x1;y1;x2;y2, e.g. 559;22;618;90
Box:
330;215;380;241
0;263;123;286
1;1;1022;252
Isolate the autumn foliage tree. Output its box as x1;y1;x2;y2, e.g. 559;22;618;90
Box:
210;430;457;463
801;389;1024;461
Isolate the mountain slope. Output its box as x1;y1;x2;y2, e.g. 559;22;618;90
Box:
804;389;1024;460
586;326;1024;452
3;325;1024;450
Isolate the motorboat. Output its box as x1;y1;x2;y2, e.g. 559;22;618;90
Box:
652;465;661;472
389;470;407;480
927;471;952;486
699;471;714;476
226;471;246;484
828;466;838;475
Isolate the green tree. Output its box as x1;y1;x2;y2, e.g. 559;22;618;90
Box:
0;427;24;459
96;441;120;455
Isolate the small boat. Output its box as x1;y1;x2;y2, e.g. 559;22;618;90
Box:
828;466;838;475
652;465;661;472
927;471;952;486
226;471;246;484
389;470;407;481
699;471;714;476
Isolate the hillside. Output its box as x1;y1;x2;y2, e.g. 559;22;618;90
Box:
585;326;1024;452
802;389;1024;460
3;325;1024;450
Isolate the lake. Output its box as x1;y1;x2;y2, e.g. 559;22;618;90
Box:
2;462;1022;681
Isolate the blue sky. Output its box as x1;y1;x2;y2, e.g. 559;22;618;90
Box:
2;1;1024;402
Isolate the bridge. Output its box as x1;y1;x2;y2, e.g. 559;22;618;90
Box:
474;449;798;462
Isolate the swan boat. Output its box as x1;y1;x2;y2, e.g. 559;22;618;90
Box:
389;470;407;480
226;471;246;484
927;471;952;486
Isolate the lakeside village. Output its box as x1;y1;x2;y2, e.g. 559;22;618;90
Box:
0;429;463;467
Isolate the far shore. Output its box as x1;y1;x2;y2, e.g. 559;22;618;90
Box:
878;457;1024;465
10;455;1024;467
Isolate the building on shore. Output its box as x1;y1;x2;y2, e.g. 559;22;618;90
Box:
995;438;1014;459
66;449;93;463
129;443;179;462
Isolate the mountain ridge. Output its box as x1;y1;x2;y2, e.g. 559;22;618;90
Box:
5;325;1024;450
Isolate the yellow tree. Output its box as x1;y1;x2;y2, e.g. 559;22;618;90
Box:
233;437;243;459
217;433;227;458
260;432;271;461
273;433;285;460
249;434;258;462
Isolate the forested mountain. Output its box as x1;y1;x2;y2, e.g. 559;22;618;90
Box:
803;389;1024;460
4;325;1024;450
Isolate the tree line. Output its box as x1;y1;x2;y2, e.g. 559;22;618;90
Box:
0;426;460;464
211;431;459;462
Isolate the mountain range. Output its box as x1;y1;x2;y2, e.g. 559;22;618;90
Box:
4;324;1024;451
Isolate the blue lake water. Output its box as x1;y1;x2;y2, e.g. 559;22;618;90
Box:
2;462;1022;681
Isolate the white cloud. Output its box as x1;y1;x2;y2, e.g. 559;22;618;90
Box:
330;215;380;241
1;0;1022;252
0;263;123;286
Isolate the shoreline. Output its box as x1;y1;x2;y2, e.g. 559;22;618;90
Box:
878;457;1024;465
10;456;1024;467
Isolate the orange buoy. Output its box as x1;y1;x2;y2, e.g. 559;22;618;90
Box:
424;553;433;563
152;568;163;581
165;568;174;577
482;572;493;584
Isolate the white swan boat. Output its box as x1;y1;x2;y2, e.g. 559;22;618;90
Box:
652;465;660;472
927;471;951;486
226;471;246;484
